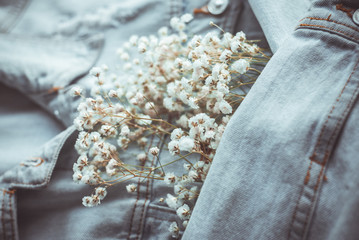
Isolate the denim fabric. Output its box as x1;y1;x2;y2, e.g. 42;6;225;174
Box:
248;0;311;53
183;0;359;239
0;0;269;239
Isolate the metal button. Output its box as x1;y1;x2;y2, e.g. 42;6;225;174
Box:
353;9;359;25
208;0;229;15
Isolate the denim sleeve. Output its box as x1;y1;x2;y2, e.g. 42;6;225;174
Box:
0;0;266;239
183;0;359;239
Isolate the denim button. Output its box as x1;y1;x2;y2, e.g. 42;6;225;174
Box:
353;9;359;26
208;0;229;15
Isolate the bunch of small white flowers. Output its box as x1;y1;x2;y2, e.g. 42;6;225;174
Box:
71;14;269;238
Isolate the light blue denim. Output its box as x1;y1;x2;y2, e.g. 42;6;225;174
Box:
0;0;268;239
184;0;359;239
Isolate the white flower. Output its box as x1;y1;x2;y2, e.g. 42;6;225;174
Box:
117;136;130;150
129;35;138;46
236;31;246;41
126;183;137;193
89;67;102;77
108;89;118;98
72;171;83;183
99;125;118;137
71;86;83;96
178;136;195;152
95;187;107;200
120;52;130;61
90;132;101;143
176;204;191;220
218;99;233;114
138;42;147;53
165;194;183;209
188;97;199;109
169;222;180;238
168;140;180;155
158;27;168;36
77;155;88;166
176;115;188;128
181;13;193;23
171;128;184;141
188;170;199;181
219;49;232;62
170;17;180;29
183;163;191;171
231;59;250;74
164;172;177;184
101;64;109;72
230;37;241;53
120;125;130;136
82;196;93;207
149;146;159;156
106;159;118;176
222;32;233;48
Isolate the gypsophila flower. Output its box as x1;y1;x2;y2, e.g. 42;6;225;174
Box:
126;183;137;193
82;196;93;207
178;136;195;152
71;12;269;237
120;125;130;136
150;146;160;156
231;59;250;74
176;204;191;220
166;194;184;209
73;172;83;183
95;187;107;200
171;128;184;141
89;67;102;77
164;172;177;184
71;86;83;96
169;222;180;238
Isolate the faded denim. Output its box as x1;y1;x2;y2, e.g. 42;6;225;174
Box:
0;0;269;239
2;0;359;239
184;0;359;239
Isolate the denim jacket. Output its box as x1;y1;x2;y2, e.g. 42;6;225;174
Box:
184;0;359;239
1;0;359;239
0;0;261;239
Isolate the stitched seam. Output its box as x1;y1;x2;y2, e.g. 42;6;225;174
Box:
8;127;75;187
310;58;359;162
301;62;359;235
147;205;176;214
298;24;359;42
288;59;359;239
127;135;155;240
1;191;6;240
304;160;313;185
302;60;359;237
301;156;328;237
325;60;359;151
7;192;14;240
135;158;153;240
300;17;359;33
287;178;307;239
135;139;161;240
150;217;174;222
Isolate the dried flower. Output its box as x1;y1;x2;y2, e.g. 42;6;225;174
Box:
126;184;137;193
71;12;269;237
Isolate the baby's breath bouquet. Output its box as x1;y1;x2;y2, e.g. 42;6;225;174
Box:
71;14;269;238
